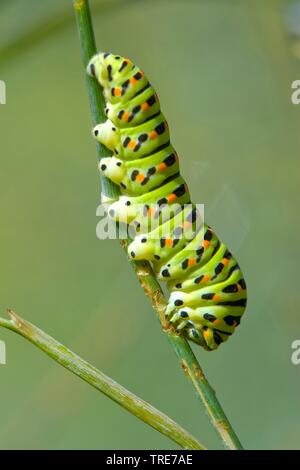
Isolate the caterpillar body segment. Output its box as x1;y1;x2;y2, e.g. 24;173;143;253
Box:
155;224;219;281
127;205;203;263
99;144;179;196
93;113;170;161
106;175;190;229
166;243;238;292
105;87;161;129
88;52;247;351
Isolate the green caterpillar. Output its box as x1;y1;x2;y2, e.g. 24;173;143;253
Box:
87;52;247;351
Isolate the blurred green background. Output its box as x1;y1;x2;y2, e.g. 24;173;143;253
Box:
0;0;300;450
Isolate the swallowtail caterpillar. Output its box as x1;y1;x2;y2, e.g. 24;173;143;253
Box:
87;52;247;351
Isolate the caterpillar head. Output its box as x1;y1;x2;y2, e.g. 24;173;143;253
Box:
128;235;155;260
107;196;137;224
87;52;131;86
92;119;120;151
99;157;125;184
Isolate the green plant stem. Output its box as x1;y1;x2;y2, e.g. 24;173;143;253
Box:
73;0;243;450
0;310;205;451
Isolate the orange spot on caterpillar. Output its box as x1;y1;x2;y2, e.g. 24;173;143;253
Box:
128;140;137;150
114;87;122;97
141;102;149;111
222;258;229;266
188;258;197;267
122;111;130;121
165;238;173;248
148;207;155;217
167;194;177;203
212;294;221;301
203;240;211;249
183;221;192;230
201;275;211;283
136;173;145;183
157;162;167;172
149;130;158;140
130;77;138;85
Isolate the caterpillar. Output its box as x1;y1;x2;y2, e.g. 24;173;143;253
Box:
87;52;247;351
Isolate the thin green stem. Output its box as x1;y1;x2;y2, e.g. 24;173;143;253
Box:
74;0;119;200
0;310;205;451
73;0;243;450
